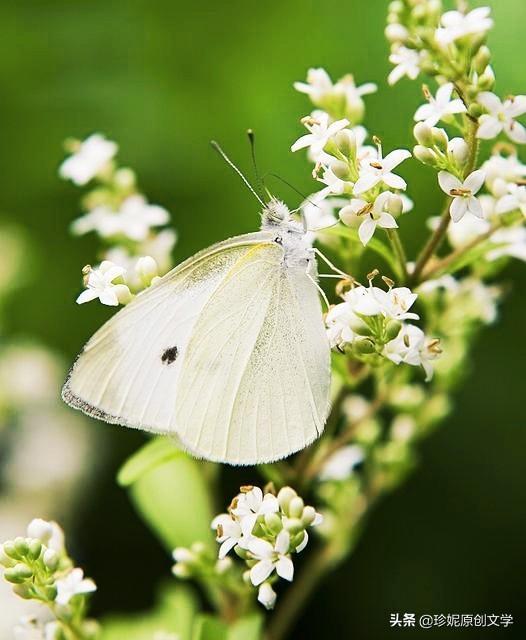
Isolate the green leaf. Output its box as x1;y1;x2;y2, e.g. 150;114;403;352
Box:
227;614;264;640
192;615;228;640
119;437;214;550
101;583;198;640
323;225;400;275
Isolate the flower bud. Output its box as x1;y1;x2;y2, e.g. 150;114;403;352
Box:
331;160;352;181
0;544;15;568
339;205;359;227
431;127;448;152
14;537;29;557
386;193;403;216
2;541;18;560
114;284;133;305
172;563;192;578
5;563;33;583
385;23;408;43
385;320;402;341
28;539;42;561
114;167;136;190
27;519;54;544
354;338;376;355
413;122;434;147
301;506;317;526
136;256;159;285
477;65;495;91
215;557;233;575
277;486;297;512
43;548;59;571
413;145;437;167
284;517;305;534
348;315;372;336
334;129;356;159
447;137;470;168
173;547;195;564
12;583;33;599
288;496;305;518
264;512;283;534
258;582;277;610
473;45;491;75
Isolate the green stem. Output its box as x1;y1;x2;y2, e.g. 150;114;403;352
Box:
386;228;409;283
410;116;479;285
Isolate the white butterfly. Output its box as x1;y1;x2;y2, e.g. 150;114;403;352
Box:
62;198;331;465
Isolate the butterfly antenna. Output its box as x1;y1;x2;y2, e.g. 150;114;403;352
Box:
267;172;320;210
210;140;265;207
246;129;267;203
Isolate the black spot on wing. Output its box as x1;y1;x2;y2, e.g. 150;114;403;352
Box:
161;346;179;365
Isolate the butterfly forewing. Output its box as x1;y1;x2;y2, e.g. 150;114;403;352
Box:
62;233;272;431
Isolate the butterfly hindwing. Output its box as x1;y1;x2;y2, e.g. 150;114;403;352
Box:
175;244;331;464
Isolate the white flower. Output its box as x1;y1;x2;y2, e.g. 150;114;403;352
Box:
211;513;251;559
341;192;399;246
291;113;350;158
26;520;64;552
257;582;277;610
294;69;376;121
438;170;485;222
445;212;490;248
476;93;526;144
70;205;121;238
384;324;440;381
315;165;350;200
388;46;421;85
418;274;460;295
293;68;334;102
435;7;493;46
487;226;526;262
302;196;345;232
247;530;293;586
319;445;365;481
495;183;526;216
55;568;96;606
325;301;359;349
481;152;526;191
59;134;117;185
414;83;466;127
353;149;411;195
76;260;129;306
116;195;170;241
231;487;279;535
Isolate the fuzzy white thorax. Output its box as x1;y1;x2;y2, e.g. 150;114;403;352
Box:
260;199;312;267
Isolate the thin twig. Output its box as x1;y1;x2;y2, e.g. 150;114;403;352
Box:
386;228;409;283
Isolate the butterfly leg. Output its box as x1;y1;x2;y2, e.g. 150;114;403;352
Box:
312;247;356;282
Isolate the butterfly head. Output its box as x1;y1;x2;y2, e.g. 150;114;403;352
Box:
261;198;305;236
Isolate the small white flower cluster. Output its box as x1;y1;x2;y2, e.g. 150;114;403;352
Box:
208;486;321;610
292;69;412;247
60;134;176;306
326;277;440;380
386;2;494;87
1;519;97;639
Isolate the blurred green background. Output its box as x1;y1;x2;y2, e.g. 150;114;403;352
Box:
1;0;525;637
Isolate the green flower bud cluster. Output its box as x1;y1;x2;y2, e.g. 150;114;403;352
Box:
413;123;469;175
1;519;98;640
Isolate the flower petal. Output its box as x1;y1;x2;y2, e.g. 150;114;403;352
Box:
477;91;502;114
276;556;294;582
438;171;461;194
476;115;502;140
358;217;377;245
382;173;407;190
505;120;526;144
250;560;275;586
353;172;378;195
275;530;291;555
450;197;468;222
378;212;398;229
291;134;314;152
463;169;485;194
76;289;99;305
467;196;484;219
382;149;412;171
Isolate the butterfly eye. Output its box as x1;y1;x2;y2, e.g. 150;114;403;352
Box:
274;236;283;245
